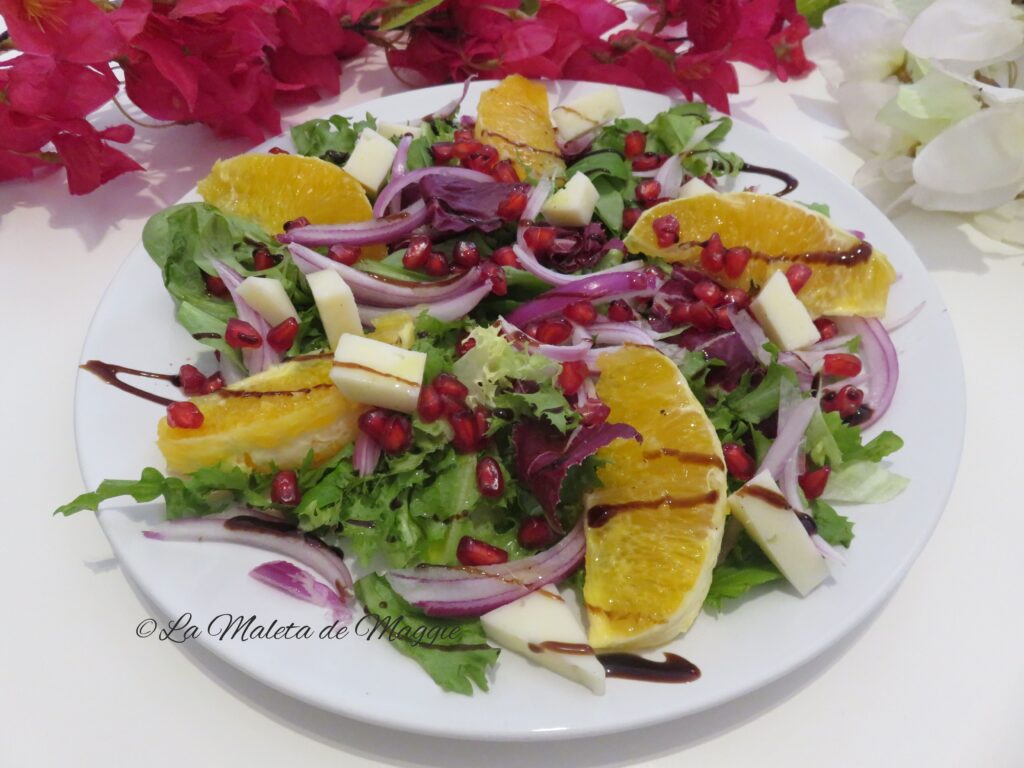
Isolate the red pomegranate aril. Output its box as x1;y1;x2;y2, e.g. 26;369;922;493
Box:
786;263;813;293
814;317;838;340
456;335;476;357
523;226;556;253
652;214;680;247
475;456;504;497
822;385;864;419
453;240;481;268
457;536;508;566
201;372;224;394
558;360;589;396
453;140;482;160
699;233;726;273
632;153;663;172
535;318;573;345
482;262;508;296
622;207;642;231
204;274;230;298
425;251;450;277
715;306;734;330
440;394;466;416
689;300;718;331
491;245;519;267
431;142;456;164
267;317;299;352
166;401;204;429
358;408;391;443
563;300;597;325
252;247;277;271
224;318;262;349
490;159;519;183
693;280;723;307
623;130;646;159
381;414;413;454
497;190;528;220
474;406;491;441
403;235;431;270
270;470;301;505
823;353;862;379
433;373;469;401
722;288;750;309
580;399;610;427
417;384;444;423
283;216;310;232
518;516;554;549
454;128;475;142
465;145;499;173
798;466;831;501
178;364;207;396
328;243;360;265
724;246;752;279
607;299;635;322
635;179;662;203
669;301;692;326
268;146;289;155
722;442;756;482
449;410;479;453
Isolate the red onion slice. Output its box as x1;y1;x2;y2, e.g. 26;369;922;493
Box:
523;176;553;221
759;396;818;482
356;280;493;323
507;269;663;327
212;261;283;374
385;519;585;617
654;155;683;198
353;431;381;477
497;316;593;362
278;200;429;247
372;166;492;219
836;317;898;428
727;305;771;366
250;560;352;623
387;135;413;216
589;320;657;347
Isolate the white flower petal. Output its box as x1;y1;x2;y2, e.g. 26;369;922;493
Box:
903;0;1024;65
909;181;1024;213
877;70;982;145
821;4;909;81
973;200;1024;245
853;156;915;211
836;80;909;153
930;59;1024;106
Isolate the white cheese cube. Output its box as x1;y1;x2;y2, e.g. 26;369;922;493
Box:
236;276;297;327
342;128;397;192
750;270;821;351
677;177;716;199
552;88;625;143
330;333;425;412
728;471;829;596
377;121;424;141
306;270;362;350
481;586;605;694
540;172;599;227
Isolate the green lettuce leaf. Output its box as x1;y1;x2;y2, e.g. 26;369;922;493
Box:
810;499;855;548
290;113;377;160
706;530;782;611
822;461;909;504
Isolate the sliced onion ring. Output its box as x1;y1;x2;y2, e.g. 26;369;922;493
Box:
373;166;493;219
278;200;429;247
507;269;663;327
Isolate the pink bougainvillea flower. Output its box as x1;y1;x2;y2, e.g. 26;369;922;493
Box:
0;0;130;63
51;125;143;194
3;56;119;120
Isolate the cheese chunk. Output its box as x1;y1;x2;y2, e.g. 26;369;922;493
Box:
481;587;605;694
236;276;297;327
678;177;716;199
377;121;424;141
330;333;425;412
750;271;820;351
552;88;625;143
306;270;362;350
343;128;397;192
728;471;829;596
540;172;599;227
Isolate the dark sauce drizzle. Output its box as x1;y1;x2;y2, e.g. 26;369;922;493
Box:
587;490;719;528
599;652;701;684
80;360;179;407
741;163;799;197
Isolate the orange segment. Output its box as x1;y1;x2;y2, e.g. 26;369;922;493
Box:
475;75;566;180
583;346;728;650
624;192;897;317
197;154;384;258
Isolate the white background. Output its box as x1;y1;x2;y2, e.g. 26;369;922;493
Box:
2;52;1022;766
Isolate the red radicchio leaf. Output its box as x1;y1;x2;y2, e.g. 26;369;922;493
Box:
513;418;641;533
419;175;531;233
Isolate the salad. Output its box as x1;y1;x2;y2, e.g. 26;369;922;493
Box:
59;76;909;696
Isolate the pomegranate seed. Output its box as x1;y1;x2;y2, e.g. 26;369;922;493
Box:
381;414;413;454
579;399;610;427
178;364;207;396
497;190;528;220
558;360;589;395
403;235;431;270
417;384;444;423
431;142;456;164
635;179;662;203
224;318;262;349
799;466;831;501
623;130;646;159
475;457;504;497
270;470;300;505
722;443;756;481
563;300;597;325
449;410;479;453
481;262;508;296
534;318;573;345
607;299;635;322
283;216;310;232
643;196;670;209
433;373;469;401
518;516;554;549
252;247;277;271
425;251;450;277
815;318;838;340
166;401;204;429
268;146;289;155
267;317;299;352
823;353;862;379
821;385;864;419
722;288;750;309
202;372;224;394
652;214;680;248
453;240;481;268
699;233;726;273
465;144;499;173
441;394;466;415
523;321;541;339
715;306;733;330
358;408;391;443
786;263;813;293
474;406;491;441
490;159;520;183
693;280;723;306
523;226;556;253
456;335;477;357
689;301;718;331
457;536;508;566
669;301;692;326
453;140;482;160
632;153;663;172
204;274;230;298
724;247;751;279
622;207;642;231
328;244;360;265
491;245;519;267
454;128;475;142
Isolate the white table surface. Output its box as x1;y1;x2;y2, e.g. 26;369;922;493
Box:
2;54;1022;767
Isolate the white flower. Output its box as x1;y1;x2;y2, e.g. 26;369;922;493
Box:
836;80;908;154
903;0;1024;67
814;3;910;83
973;200;1024;245
877;69;981;145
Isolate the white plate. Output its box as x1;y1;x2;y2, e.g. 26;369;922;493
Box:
74;81;965;741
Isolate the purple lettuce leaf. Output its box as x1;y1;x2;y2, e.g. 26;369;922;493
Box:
420;175;529;233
